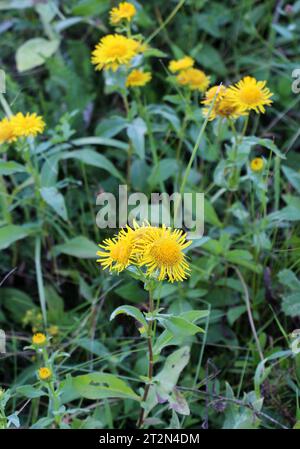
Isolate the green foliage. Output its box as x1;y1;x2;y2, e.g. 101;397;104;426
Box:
0;0;299;430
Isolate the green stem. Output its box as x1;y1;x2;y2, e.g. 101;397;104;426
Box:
0;93;12;117
145;0;186;45
137;288;155;428
35;236;47;326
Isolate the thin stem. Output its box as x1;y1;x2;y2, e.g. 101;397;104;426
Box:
137;289;154;428
0;93;12;117
231;265;264;362
145;0;186;45
35;236;47;326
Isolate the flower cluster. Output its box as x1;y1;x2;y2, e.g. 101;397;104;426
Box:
110;1;136;25
97;222;191;283
169;56;210;92
91;3;151;89
202;76;273;121
0;112;45;144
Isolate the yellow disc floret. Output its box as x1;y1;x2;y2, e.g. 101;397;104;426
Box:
138;226;191;283
250;157;264;172
32;332;47;346
38;367;52;381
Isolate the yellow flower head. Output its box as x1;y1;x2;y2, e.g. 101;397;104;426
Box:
138;226;191;283
227;76;273;113
110;2;136;25
176;68;210;92
47;325;59;336
0;117;17;144
38;367;52;381
10;112;45;138
250;157;264;172
169;56;194;73
91;34;142;72
32;332;47;346
97;228;137;272
126;69;152;87
202;85;245;120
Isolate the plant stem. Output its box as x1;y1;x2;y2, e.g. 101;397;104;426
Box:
137;289;154;428
231;265;264;362
35;236;47;326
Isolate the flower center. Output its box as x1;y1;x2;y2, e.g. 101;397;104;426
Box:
240;86;262;105
149;237;182;266
110;241;131;264
107;44;127;58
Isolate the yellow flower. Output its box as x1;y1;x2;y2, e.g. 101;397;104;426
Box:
38;367;52;381
47;325;59;336
32;332;47;346
138;226;191;283
169;56;194;73
97;228;137;272
91;34;142;72
0;117;17;144
202;85;245;120
227;76;273;113
250;157;264;172
10;112;45;137
126;69;152;87
110;2;136;25
176;68;210;92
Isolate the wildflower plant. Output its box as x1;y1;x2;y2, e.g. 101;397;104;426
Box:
0;0;299;432
94;222;204;426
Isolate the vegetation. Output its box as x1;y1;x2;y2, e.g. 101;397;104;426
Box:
0;0;300;430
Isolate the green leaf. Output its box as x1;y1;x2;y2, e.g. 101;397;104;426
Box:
52;236;99;259
159;316;204;337
16;38;60;72
72;373;140;401
282;165;300;193
147;158;178;186
0;224;31;250
0;160;26;175
110;305;148;330
77;338;109;357
72;0;109;16
62;149;124;181
0;1;34;10
281;293;300;317
243;137;286;159
96;116;128;138
127;118;147;159
71;137;128;152
1;288;35;322
204;198;222;227
278;269;300;290
40;187;68;221
227;305;247;326
17;385;46;399
225;250;262;273
144;347;191;416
